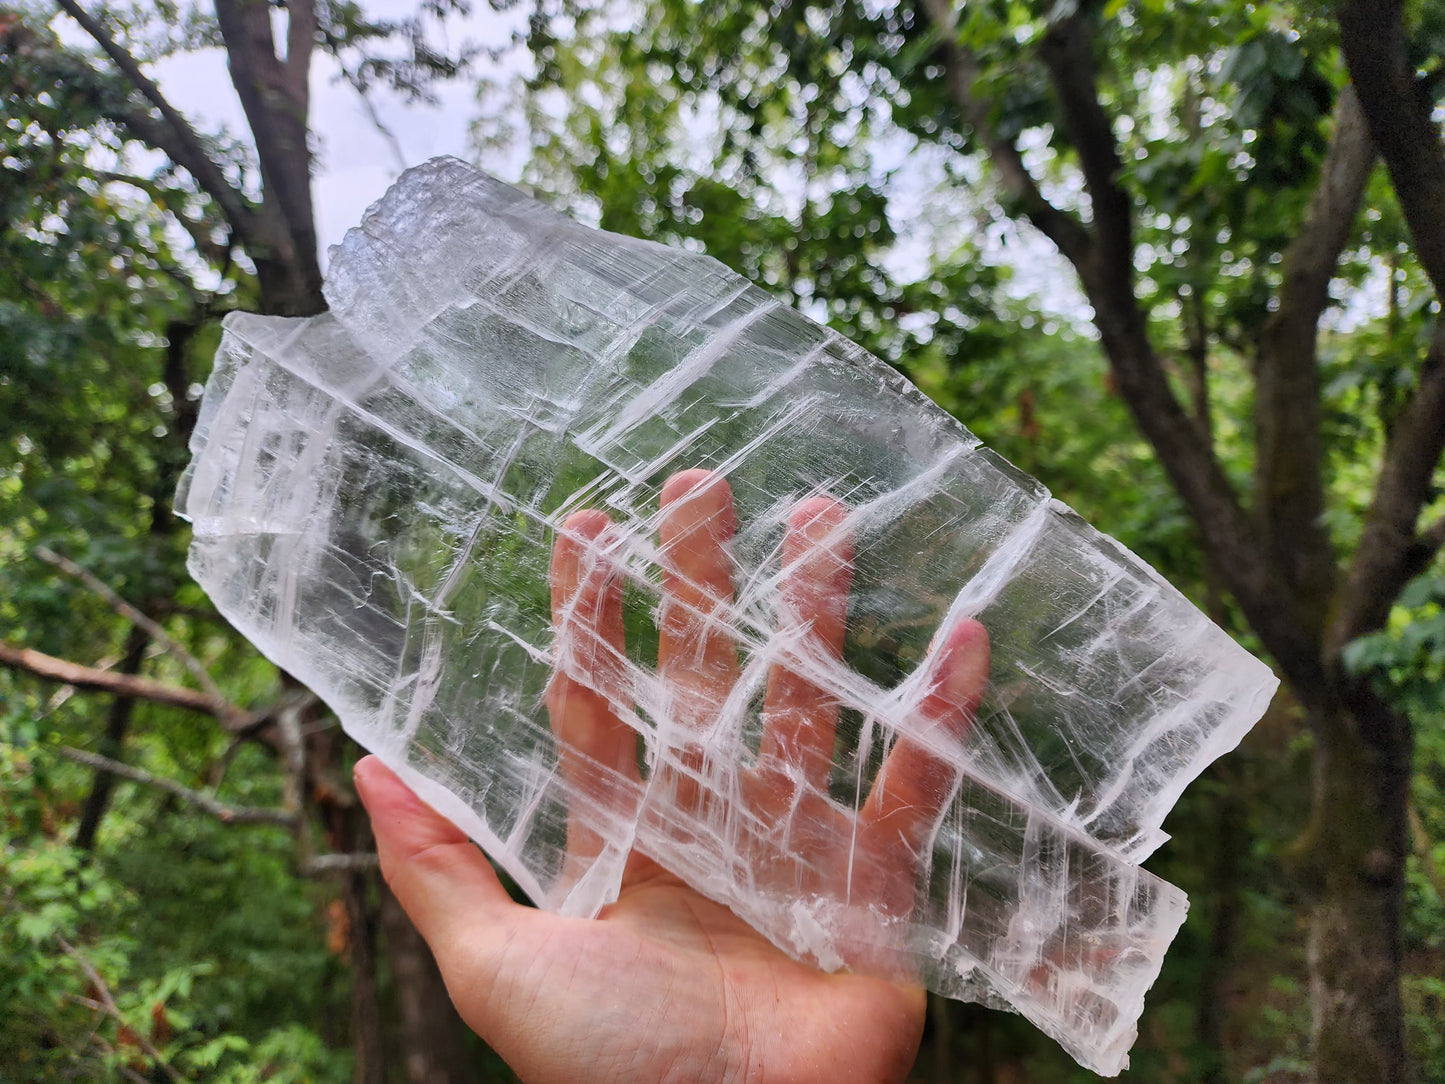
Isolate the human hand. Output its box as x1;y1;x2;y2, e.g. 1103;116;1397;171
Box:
357;469;990;1084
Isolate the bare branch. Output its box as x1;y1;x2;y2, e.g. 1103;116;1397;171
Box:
62;1001;159;1084
213;0;323;313
34;545;226;706
1038;9;1132;270
1267;87;1376;339
45;652;120;714
285;0;318;103
1255;86;1376;626
1339;0;1445;301
57;746;298;827
57;937;190;1084
917;0;1094;266
303;852;381;875
0;641;246;723
347;73;408;174
49;0;258;246
273;690;317;863
932;2;1326;691
1332;324;1445;647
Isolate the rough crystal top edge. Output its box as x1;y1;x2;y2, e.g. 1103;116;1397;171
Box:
176;157;1282;1078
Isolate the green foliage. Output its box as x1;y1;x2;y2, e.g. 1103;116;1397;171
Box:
4;0;1444;1079
481;2;1445;1081
1343;571;1445;722
1;692;353;1083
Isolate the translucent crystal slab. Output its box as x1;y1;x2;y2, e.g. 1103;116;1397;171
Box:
176;158;1277;1075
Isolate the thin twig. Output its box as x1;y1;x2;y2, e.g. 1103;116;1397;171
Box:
302;852;381;875
343;67;408;173
57;747;297;827
56;937;190;1084
34;546;226;707
0;642;242;723
45;652;121;714
60;1010;156;1084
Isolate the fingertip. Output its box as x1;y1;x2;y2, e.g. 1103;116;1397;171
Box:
355;755;471;854
940;618;990;688
353;753;395;810
559;508;612;540
659;467;730;508
357;757;517;955
788;495;849;536
926;618;991;728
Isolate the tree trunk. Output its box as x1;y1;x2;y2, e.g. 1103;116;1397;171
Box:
1303;696;1410;1084
380;887;479;1084
73;626;149;850
1195;769;1244;1084
343;865;385;1084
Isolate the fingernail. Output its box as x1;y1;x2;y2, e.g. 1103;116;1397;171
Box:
353;756;377;802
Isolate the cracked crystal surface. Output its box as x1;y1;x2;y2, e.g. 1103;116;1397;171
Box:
177;158;1278;1075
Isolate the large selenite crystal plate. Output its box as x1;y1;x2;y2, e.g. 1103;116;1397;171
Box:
176;158;1278;1075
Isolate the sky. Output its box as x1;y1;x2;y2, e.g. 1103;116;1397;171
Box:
145;1;531;270
57;2;1400;337
95;0;1091;318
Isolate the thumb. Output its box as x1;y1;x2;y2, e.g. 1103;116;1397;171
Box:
354;755;519;958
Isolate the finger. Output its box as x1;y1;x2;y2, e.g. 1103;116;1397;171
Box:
657;468;740;722
757;496;852;794
547;510;640;871
861;618;990;855
546;509;639;784
656;469;739;810
355;756;519;961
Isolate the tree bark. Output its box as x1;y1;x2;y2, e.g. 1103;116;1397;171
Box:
212;0;325;316
343;865;385;1084
1255;86;1374;632
1304;693;1410;1084
1338;0;1445;300
380;887;479;1084
1195;765;1245;1084
73;626;149;850
919;8;1425;1082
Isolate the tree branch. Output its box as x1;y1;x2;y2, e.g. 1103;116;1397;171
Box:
285;0;317;103
1038;8;1132;272
57;746;298;826
0;641;244;724
917;0;1094;266
1338;0;1445;300
1255;86;1376;628
49;0;259;248
1331;323;1445;648
303;852;381;875
213;0;323;313
33;545;226;707
57;936;190;1083
935;1;1325;692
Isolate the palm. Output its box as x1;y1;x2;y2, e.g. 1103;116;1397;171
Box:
356;763;925;1083
358;469;988;1083
483;856;925;1082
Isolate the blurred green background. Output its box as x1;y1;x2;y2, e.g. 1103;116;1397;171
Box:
2;0;1443;1080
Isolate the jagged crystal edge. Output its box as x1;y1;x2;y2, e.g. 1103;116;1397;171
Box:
176;158;1279;1076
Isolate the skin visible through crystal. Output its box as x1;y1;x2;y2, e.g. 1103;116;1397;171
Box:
176;158;1280;1075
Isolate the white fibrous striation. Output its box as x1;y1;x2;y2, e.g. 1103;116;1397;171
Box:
177;158;1278;1075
